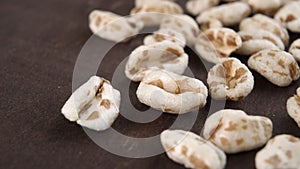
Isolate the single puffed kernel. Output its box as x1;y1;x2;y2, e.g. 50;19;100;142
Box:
200;19;223;32
236;30;284;55
186;0;220;16
196;2;251;26
195;28;242;64
207;58;254;101
275;1;300;33
204;109;273;154
221;0;241;2
143;28;186;47
287;18;300;33
286;87;300;127
238;30;285;50
240;14;290;47
89;10;143;42
236;39;279;56
61;76;121;131
161;130;226;169
255;134;300;169
160;14;200;45
248;49;300;87
130;1;183;26
246;0;282;16
125;41;188;82
281;0;299;5
137;69;208;114
289;39;300;62
135;0;174;6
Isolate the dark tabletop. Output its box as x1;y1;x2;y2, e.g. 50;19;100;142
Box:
1;0;300;169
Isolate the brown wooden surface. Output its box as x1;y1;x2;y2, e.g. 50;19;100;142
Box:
1;0;300;169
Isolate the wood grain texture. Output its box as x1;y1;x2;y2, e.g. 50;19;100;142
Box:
0;0;299;169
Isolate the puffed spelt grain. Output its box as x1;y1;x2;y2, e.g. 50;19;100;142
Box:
236;30;285;55
255;134;300;169
286;87;300;127
186;0;220;16
161;130;226;169
136;69;208;114
221;0;241;2
125;41;188;82
207;58;254;101
143;28;186;47
195;28;242;64
196;2;251;26
275;1;300;33
248;49;300;87
204;109;273;154
200;19;223;32
287;19;300;33
61;76;121;131
135;0;174;7
281;0;299;5
238;30;285;50
289;39;300;62
89;10;143;42
236;40;279;56
130;1;183;26
239;14;289;47
160;14;200;45
246;0;282;16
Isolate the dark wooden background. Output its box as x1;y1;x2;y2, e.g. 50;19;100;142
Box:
1;0;299;169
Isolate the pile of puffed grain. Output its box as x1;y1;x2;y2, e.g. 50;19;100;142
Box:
61;0;300;168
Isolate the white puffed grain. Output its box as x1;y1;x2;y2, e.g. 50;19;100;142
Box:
255;134;300;169
289;39;300;62
135;0;174;7
246;0;282;16
136;69;208;114
207;58;254;101
161;130;226;169
89;10;143;42
236;39;279;56
160;14;200;45
200;19;223;32
248;49;300;87
275;1;300;33
204;109;273;154
195;28;242;64
61;76;121;131
186;0;220;16
125;41;188;82
238;30;285;50
143;28;186;47
286;87;300;127
239;14;290;47
196;2;251;26
130;1;183;26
